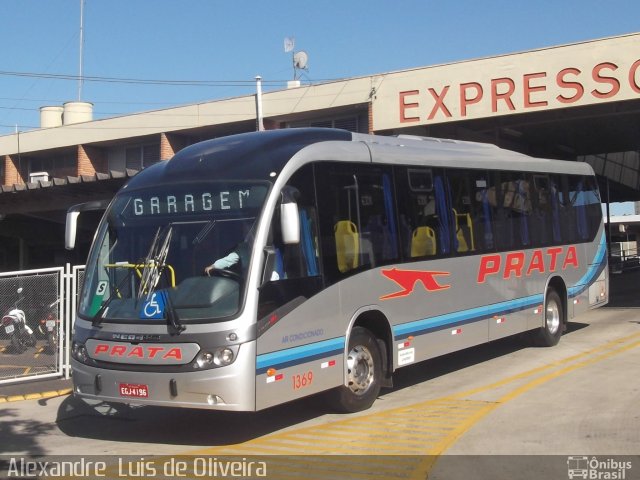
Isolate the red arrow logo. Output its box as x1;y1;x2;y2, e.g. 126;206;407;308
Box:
380;268;451;300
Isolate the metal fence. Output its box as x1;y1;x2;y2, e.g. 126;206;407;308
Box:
0;264;84;385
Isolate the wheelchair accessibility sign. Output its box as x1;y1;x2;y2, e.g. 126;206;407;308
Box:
140;292;167;319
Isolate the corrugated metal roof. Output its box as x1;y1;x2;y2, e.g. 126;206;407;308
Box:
0;169;139;215
0;169;137;193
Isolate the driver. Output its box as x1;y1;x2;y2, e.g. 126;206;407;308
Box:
204;249;241;275
204;223;255;277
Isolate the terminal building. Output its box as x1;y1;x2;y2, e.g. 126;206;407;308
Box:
0;32;639;272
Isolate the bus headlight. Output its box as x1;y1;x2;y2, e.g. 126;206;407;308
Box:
214;347;234;366
195;345;238;369
196;352;214;368
72;341;89;364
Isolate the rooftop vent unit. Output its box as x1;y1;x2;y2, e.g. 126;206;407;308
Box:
29;172;49;183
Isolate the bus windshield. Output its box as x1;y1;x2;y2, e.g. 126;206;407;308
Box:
78;181;270;324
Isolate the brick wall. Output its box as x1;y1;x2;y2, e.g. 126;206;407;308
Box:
77;145;107;176
3;155;24;186
368;102;374;134
160;133;188;160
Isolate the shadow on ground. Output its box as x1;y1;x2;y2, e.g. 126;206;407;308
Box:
55;391;333;447
0;407;57;455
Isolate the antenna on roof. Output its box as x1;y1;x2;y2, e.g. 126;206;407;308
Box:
284;37;309;81
293;51;308;79
78;0;85;101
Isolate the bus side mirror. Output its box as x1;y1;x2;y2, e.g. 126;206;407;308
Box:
65;211;80;250
280;202;300;244
65;200;111;250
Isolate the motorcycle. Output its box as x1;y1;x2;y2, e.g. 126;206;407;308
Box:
39;299;61;353
2;287;36;353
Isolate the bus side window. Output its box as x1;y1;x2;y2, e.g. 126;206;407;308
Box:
396;167;442;260
529;174;544;246
258;165;322;320
448;169;486;254
547;175;562;244
558;175;577;243
568;174;602;242
264;205;321;282
471;173;494;251
317;163;397;283
488;172;532;251
274;166;320;280
530;174;558;246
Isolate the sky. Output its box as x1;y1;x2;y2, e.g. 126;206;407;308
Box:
0;0;638;212
1;0;640;135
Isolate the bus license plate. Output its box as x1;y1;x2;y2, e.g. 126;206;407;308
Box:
119;383;149;398
4;324;14;334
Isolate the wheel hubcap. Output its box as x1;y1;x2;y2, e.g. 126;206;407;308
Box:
546;299;560;335
346;345;374;395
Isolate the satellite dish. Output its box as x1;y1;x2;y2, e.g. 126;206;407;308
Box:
293;51;308;70
284;37;295;53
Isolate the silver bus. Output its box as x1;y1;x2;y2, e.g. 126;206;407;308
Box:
66;128;607;412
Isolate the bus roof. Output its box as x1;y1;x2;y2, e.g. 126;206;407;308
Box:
122;128;594;192
122;128;352;191
354;132;595;176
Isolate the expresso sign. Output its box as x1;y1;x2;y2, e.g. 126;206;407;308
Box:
372;34;640;130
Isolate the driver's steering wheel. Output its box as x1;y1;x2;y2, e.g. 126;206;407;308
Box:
206;268;242;281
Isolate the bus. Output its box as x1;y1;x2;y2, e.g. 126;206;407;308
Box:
65;128;607;413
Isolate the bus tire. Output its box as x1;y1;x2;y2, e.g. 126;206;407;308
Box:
533;290;563;347
329;326;382;413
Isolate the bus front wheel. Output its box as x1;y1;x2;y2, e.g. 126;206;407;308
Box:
329;326;382;413
533;290;564;347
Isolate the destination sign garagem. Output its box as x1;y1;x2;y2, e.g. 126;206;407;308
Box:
123;184;268;218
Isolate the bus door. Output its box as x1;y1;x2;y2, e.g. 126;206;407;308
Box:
254;165;339;410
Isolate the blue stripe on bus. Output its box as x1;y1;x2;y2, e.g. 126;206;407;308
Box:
256;337;345;374
393;294;544;340
568;234;607;297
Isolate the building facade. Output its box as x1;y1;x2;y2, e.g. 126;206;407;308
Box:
0;33;639;271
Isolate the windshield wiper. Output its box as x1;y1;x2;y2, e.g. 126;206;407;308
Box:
91;271;134;327
193;220;215;245
136;224;185;333
137;225;173;301
164;291;184;334
91;298;112;327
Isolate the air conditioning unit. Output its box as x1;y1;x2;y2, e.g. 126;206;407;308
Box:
29;171;49;183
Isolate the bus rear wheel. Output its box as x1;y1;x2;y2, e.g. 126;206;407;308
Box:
329;326;382;413
533;290;564;347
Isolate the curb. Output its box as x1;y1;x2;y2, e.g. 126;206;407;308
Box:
0;388;72;403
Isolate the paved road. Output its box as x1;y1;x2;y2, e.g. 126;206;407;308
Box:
1;305;639;478
0;339;60;382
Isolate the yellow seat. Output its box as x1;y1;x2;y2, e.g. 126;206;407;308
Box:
453;209;475;253
411;226;436;257
335;221;359;272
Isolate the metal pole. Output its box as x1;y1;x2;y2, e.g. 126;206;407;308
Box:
255;76;264;131
606;176;612;265
16;127;22;184
78;0;85;101
292;51;296;80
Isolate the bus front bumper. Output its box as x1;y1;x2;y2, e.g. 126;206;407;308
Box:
71;343;257;411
